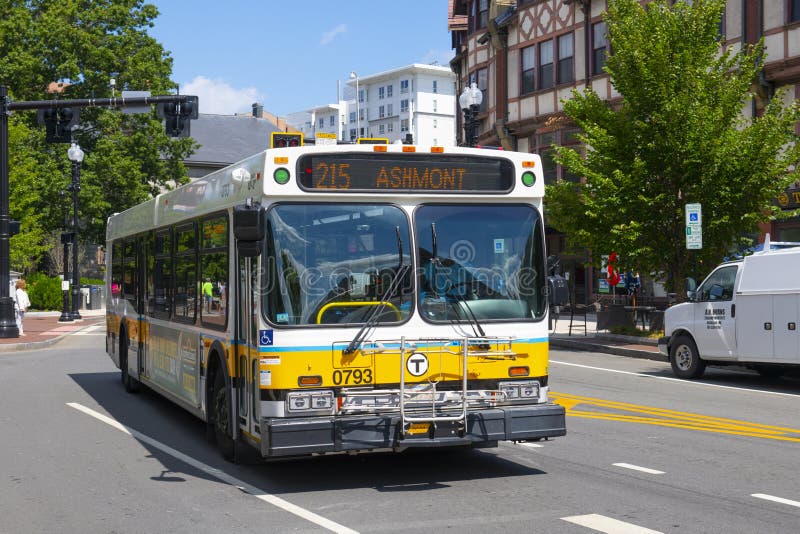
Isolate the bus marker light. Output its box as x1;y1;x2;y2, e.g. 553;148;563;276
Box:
521;171;536;187
406;422;430;435
509;366;530;377
373;145;387;152
431;146;444;153
274;168;291;185
402;146;416;152
522;160;536;168
298;375;322;386
274;156;289;164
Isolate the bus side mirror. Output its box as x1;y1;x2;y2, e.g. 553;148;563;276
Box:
234;202;265;257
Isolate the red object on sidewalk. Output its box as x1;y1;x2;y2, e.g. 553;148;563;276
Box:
0;314;103;346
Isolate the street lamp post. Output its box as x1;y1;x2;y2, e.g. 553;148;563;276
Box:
59;190;73;322
350;71;359;141
458;82;483;147
67;142;83;320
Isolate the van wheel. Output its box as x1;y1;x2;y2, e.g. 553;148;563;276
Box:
212;370;235;461
669;335;706;379
120;335;140;393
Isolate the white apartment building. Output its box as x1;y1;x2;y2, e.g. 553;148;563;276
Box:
346;64;457;145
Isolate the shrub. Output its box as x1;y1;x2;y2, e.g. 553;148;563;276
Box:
27;273;63;311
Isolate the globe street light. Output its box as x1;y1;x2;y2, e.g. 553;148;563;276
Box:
67;142;83;320
350;71;359;141
458;82;483;147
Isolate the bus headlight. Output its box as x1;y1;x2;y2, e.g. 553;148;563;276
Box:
286;390;334;413
499;381;540;402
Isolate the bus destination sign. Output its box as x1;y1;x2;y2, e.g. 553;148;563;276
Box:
297;154;514;193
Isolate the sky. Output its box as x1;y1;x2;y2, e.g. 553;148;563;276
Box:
148;1;455;117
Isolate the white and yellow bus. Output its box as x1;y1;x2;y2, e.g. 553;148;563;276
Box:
105;143;566;461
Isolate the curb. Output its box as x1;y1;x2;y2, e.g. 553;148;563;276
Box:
549;336;667;362
0;318;104;353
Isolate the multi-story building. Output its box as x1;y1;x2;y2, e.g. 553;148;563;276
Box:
346;64;457;145
450;0;800;302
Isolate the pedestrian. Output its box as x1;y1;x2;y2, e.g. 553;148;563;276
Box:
202;277;213;313
14;279;31;336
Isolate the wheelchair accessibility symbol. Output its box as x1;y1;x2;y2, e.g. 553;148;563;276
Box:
259;329;274;346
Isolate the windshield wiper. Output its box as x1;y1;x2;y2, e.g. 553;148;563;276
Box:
343;227;407;356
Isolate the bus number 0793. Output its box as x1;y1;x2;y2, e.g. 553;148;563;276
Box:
332;368;373;385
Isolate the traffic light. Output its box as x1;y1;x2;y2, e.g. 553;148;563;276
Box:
157;96;198;137
271;132;303;148
37;107;80;143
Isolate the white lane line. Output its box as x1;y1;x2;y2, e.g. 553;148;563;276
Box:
751;493;800;508
612;463;665;475
550;359;800;399
66;402;359;534
562;514;663;533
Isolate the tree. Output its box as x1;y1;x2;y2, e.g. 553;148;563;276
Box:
547;0;800;296
0;0;196;270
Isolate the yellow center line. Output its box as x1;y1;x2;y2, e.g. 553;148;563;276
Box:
551;392;800;442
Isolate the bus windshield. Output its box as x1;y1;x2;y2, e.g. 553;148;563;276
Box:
416;204;546;322
264;204;412;326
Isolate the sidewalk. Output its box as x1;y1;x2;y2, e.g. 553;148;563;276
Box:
0;308;105;352
548;310;665;361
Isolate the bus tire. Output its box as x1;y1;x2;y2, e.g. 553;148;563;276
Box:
120;333;140;393
213;370;235;461
669;334;705;379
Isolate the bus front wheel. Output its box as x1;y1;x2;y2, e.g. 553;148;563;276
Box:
120;334;140;393
213;370;235;460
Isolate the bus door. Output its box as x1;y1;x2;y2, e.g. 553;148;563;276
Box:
235;255;260;439
137;233;148;379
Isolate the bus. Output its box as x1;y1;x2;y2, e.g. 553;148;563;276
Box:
105;143;566;461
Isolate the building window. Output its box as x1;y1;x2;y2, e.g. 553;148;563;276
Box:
558;33;574;84
401;99;409;112
477;0;488;30
538;40;554;90
433;99;437;112
469;68;488;113
388;122;394;132
349;111;356;124
379;105;385;118
536;132;557;185
521;44;536;94
400;80;409;93
318;117;324;129
379;124;385;134
358;88;364;103
379;87;385;99
433;80;438;93
433;119;437;128
592;22;608;76
387;103;393;116
359;109;364;121
792;0;800;22
350;128;356;141
401;119;409;132
329;116;335;127
387;84;393;97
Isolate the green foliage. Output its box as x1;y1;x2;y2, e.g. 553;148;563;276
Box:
1;0;197;272
547;0;800;295
26;273;63;311
80;277;104;285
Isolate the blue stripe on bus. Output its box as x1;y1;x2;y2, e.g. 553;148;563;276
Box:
257;337;548;353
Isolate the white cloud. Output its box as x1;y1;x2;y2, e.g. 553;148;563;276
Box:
420;49;455;67
320;24;347;45
181;76;264;115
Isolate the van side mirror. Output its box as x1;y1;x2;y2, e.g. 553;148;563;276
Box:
685;277;696;293
686;290;696;301
234;202;265;257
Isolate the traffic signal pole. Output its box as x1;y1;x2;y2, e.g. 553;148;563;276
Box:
0;86;197;338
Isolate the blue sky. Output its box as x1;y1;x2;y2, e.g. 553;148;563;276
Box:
148;1;454;117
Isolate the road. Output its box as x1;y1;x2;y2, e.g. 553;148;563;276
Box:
1;327;799;533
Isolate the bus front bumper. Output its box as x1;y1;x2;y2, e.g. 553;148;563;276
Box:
260;403;566;457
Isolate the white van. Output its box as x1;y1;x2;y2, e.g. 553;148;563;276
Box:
659;244;800;378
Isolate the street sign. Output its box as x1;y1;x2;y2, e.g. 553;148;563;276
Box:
686;203;702;250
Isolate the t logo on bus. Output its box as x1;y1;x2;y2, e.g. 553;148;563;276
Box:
406;353;429;376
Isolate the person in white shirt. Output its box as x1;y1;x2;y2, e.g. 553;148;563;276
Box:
14;279;31;336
